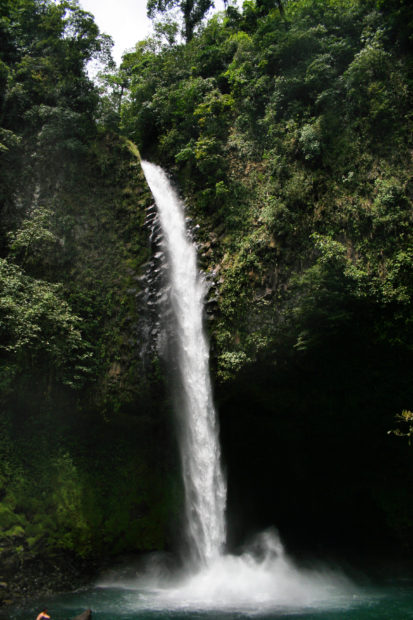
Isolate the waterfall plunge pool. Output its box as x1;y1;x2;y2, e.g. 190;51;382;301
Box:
7;573;413;620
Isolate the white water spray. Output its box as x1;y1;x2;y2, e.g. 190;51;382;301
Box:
97;161;362;613
141;161;226;567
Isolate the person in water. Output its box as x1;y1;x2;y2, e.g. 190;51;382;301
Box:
36;609;50;620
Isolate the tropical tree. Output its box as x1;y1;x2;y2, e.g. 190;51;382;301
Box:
256;0;285;16
147;0;215;42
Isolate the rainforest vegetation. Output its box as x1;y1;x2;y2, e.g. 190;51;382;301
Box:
0;0;412;600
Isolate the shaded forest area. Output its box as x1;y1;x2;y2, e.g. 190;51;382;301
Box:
1;0;413;601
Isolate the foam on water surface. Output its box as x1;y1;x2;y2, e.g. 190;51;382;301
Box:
97;530;360;614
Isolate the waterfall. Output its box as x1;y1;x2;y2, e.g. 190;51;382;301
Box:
98;160;358;612
141;161;226;567
115;160;359;613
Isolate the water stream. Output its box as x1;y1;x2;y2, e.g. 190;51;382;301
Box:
141;161;226;568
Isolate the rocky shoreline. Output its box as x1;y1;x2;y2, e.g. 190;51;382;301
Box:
0;546;105;612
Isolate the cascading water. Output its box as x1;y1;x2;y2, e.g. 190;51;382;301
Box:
97;161;362;614
141;161;226;567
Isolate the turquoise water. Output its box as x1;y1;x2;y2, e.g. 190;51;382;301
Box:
9;576;413;620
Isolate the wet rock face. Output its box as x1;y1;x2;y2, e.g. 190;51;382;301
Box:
134;202;168;366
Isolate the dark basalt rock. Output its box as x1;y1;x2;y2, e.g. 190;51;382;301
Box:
0;548;104;608
71;610;92;620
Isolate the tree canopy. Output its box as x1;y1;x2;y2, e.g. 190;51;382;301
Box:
147;0;214;41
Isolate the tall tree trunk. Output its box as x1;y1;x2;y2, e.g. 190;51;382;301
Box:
182;0;195;42
276;0;285;16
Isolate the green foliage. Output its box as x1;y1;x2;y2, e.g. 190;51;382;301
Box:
0;418;180;557
0;258;90;386
389;410;413;443
299;120;321;160
0;0;112;131
375;0;413;50
7;205;57;271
